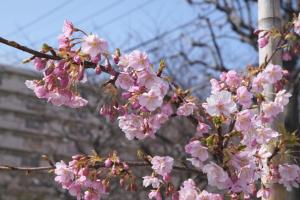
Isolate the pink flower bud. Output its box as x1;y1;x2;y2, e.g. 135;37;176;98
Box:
63;20;74;37
91;54;101;64
282;51;292;61
113;54;119;64
123;162;129;170
163;174;171;182
73;55;81;64
258;35;269;48
104;159;113;168
34;58;47;71
119;178;125;187
95;65;102;75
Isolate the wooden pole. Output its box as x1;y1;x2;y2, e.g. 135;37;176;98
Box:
258;1;287;200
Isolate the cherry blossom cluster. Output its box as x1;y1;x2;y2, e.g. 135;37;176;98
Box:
20;18;300;200
55;156;107;200
112;50;171;140
54;152;136;200
26;20;109;108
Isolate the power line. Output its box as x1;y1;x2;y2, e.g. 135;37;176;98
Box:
33;0;126;45
124;16;200;53
93;0;155;31
75;0;125;25
5;0;74;37
34;0;155;46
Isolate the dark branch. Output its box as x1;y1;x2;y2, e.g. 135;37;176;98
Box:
0;36;111;73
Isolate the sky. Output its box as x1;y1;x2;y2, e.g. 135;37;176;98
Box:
0;0;198;68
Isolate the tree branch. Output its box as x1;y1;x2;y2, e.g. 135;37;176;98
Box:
0;36;110;72
0;161;202;174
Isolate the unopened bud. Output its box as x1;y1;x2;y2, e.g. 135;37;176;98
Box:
104;159;113;168
95;65;102;75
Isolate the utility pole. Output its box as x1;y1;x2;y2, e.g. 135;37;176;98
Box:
258;1;287;200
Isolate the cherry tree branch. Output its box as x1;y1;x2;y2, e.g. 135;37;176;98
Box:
0;36;110;73
0;37;60;60
0;161;202;174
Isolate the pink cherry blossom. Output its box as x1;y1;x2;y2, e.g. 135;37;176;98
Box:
274;90;291;106
138;88;163;111
63;20;74;37
137;71;159;89
82;34;108;59
128;50;150;71
185;140;208;162
118;54;130;70
148;190;162;200
278;164;300;191
177;102;197;116
115;73;135;90
231;164;256;194
255;127;279;144
151;156;174;176
84;191;100;200
257;187;271;199
118;114;145;140
263;64;283;84
143;176;161;188
187;158;203;169
261;101;282;118
67;96;88;108
54;161;74;188
204;90;237;117
196;122;210;136
47;91;71;106
210;78;221;94
224;70;241;88
235;110;254;132
198;190;223;200
68;183;81;198
236;86;253;108
25;81;49;99
252;72;268;93
58;34;71;49
149;78;169;96
161;103;174;116
33;57;47;71
202;162;232;190
178;179;198;200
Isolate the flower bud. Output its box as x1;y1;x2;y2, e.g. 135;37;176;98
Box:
104;159;113;168
95;65;102;75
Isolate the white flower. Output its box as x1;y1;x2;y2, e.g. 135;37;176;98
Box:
82;34;108;58
204;90;237;116
143;176;161;188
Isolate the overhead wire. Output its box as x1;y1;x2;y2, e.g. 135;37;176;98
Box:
5;0;74;37
33;0;127;45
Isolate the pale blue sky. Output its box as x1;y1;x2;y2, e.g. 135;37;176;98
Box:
0;0;198;66
0;0;258;74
